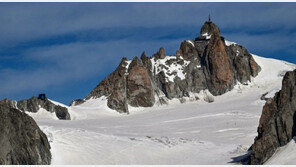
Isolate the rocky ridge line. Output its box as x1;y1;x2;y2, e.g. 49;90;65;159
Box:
80;20;261;113
1;94;70;120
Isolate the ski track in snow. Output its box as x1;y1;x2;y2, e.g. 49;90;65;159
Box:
31;55;295;165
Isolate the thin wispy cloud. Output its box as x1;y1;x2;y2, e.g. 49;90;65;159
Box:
0;3;295;103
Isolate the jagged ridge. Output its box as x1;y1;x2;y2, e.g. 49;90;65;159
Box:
82;21;261;113
1;94;70;120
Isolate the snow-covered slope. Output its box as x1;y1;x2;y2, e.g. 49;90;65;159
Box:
265;137;296;165
32;55;295;165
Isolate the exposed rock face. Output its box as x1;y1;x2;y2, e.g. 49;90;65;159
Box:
249;69;296;164
86;57;129;113
226;43;261;84
54;105;70;120
1;94;70;120
0;103;51;165
127;57;155;107
199;20;220;38
84;21;261;113
202;22;235;95
153;47;166;59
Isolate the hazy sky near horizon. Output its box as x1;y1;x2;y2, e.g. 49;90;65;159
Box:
0;3;295;104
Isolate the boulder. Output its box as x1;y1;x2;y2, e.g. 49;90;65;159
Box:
55;105;71;120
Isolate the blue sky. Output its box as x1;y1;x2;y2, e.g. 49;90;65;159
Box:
0;3;296;104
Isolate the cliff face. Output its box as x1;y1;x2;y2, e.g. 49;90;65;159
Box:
202;22;235;95
127;57;155;107
84;21;261;113
0;103;51;165
250;69;296;165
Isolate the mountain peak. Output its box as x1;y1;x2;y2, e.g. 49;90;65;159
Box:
83;20;261;113
198;21;220;40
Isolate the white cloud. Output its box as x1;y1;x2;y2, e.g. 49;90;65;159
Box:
0;38;182;98
1;3;295;102
0;3;296;46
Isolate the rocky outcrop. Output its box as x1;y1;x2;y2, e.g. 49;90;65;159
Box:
86;57;129;113
202;22;235;95
83;20;261;113
1;94;70;120
153;47;166;59
127;57;155;107
226;43;261;84
249;69;296;164
0;103;51;165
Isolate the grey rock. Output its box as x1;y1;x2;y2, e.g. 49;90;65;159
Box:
55;105;71;120
8;94;70;120
226;43;261;84
0;103;51;165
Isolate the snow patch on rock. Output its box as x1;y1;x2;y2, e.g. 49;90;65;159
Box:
186;40;195;47
225;40;237;46
151;56;190;82
26;108;59;120
201;32;212;39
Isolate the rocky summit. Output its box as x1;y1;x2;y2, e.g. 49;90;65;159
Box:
84;20;261;113
249;69;296;165
0;102;51;165
1;94;70;120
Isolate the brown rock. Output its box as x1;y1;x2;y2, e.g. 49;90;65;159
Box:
86;57;128;100
179;41;198;61
250;69;296;164
86;57;129;113
127;57;155;107
153;47;166;59
83;20;261;113
203;24;235;95
250;56;261;77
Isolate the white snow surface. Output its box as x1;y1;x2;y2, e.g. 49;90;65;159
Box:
124;60;131;74
26;108;58;120
32;55;295;165
186;40;195;47
265;137;296;165
225;40;237;46
201;32;211;39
